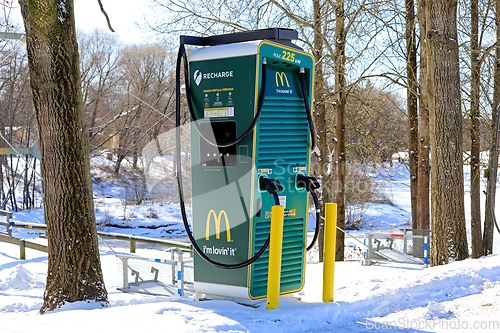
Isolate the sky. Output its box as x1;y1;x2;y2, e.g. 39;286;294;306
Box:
73;0;152;44
6;0;153;45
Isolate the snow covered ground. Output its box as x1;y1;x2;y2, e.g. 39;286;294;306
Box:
0;161;500;332
1;244;499;332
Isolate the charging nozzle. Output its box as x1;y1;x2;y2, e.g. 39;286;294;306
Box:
259;176;284;195
296;174;320;192
295;173;321;252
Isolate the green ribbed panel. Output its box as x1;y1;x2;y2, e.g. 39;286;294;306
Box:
256;97;309;168
250;218;305;297
249;95;309;298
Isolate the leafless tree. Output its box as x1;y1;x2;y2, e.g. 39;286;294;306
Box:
456;0;499;257
417;0;430;238
79;29;123;155
426;0;469;265
113;43;176;174
19;0;108;312
405;0;418;229
0;21;38;211
469;0;482;258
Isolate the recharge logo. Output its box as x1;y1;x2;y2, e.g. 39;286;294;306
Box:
194;70;202;86
206;209;231;242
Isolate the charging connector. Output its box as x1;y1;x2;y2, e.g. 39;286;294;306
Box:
259;176;284;195
296;173;319;192
296;174;321;251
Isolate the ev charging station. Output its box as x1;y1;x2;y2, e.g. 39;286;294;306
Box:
175;28;319;301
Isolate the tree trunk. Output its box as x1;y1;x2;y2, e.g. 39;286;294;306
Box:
470;0;482;258
0;156;4;204
114;151;125;174
312;0;328;262
406;0;419;230
334;0;346;261
19;0;108;312
483;0;500;256
32;158;37;208
426;0;469;265
417;0;430;233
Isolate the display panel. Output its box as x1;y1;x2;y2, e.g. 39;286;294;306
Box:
199;121;237;167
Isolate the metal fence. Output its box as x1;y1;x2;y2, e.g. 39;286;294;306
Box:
117;248;194;296
363;229;430;267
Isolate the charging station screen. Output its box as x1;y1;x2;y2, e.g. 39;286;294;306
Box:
199;121;237;167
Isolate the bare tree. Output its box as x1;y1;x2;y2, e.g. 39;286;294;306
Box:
426;0;469;265
333;0;347;261
345;84;407;163
456;0;499;257
79;29;123;154
0;25;39;211
417;0;430;235
148;0;277;35
311;0;331;261
405;0;418;229
469;0;482;258
113;44;175;175
18;0;108;312
483;0;500;256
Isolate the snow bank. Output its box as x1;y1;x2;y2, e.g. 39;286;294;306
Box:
0;264;45;291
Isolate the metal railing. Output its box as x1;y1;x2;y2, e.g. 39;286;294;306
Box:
117;248;193;296
363;229;430;267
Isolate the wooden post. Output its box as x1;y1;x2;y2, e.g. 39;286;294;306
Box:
7;215;11;236
0;210;14;236
20;239;26;260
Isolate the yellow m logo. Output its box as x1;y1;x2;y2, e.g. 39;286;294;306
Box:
275;72;290;87
206;210;231;242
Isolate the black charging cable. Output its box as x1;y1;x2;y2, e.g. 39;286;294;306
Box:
176;44;283;269
175;41;320;268
178;44;267;148
296;174;321;251
298;69;317;152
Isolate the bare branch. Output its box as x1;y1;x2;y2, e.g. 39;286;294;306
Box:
97;0;115;32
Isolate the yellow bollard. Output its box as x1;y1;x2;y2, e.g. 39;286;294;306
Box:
323;203;337;303
266;205;285;310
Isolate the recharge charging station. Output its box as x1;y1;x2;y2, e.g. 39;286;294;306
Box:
175;29;317;301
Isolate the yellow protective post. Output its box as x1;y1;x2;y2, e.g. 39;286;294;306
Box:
266;205;285;310
323;203;337;303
